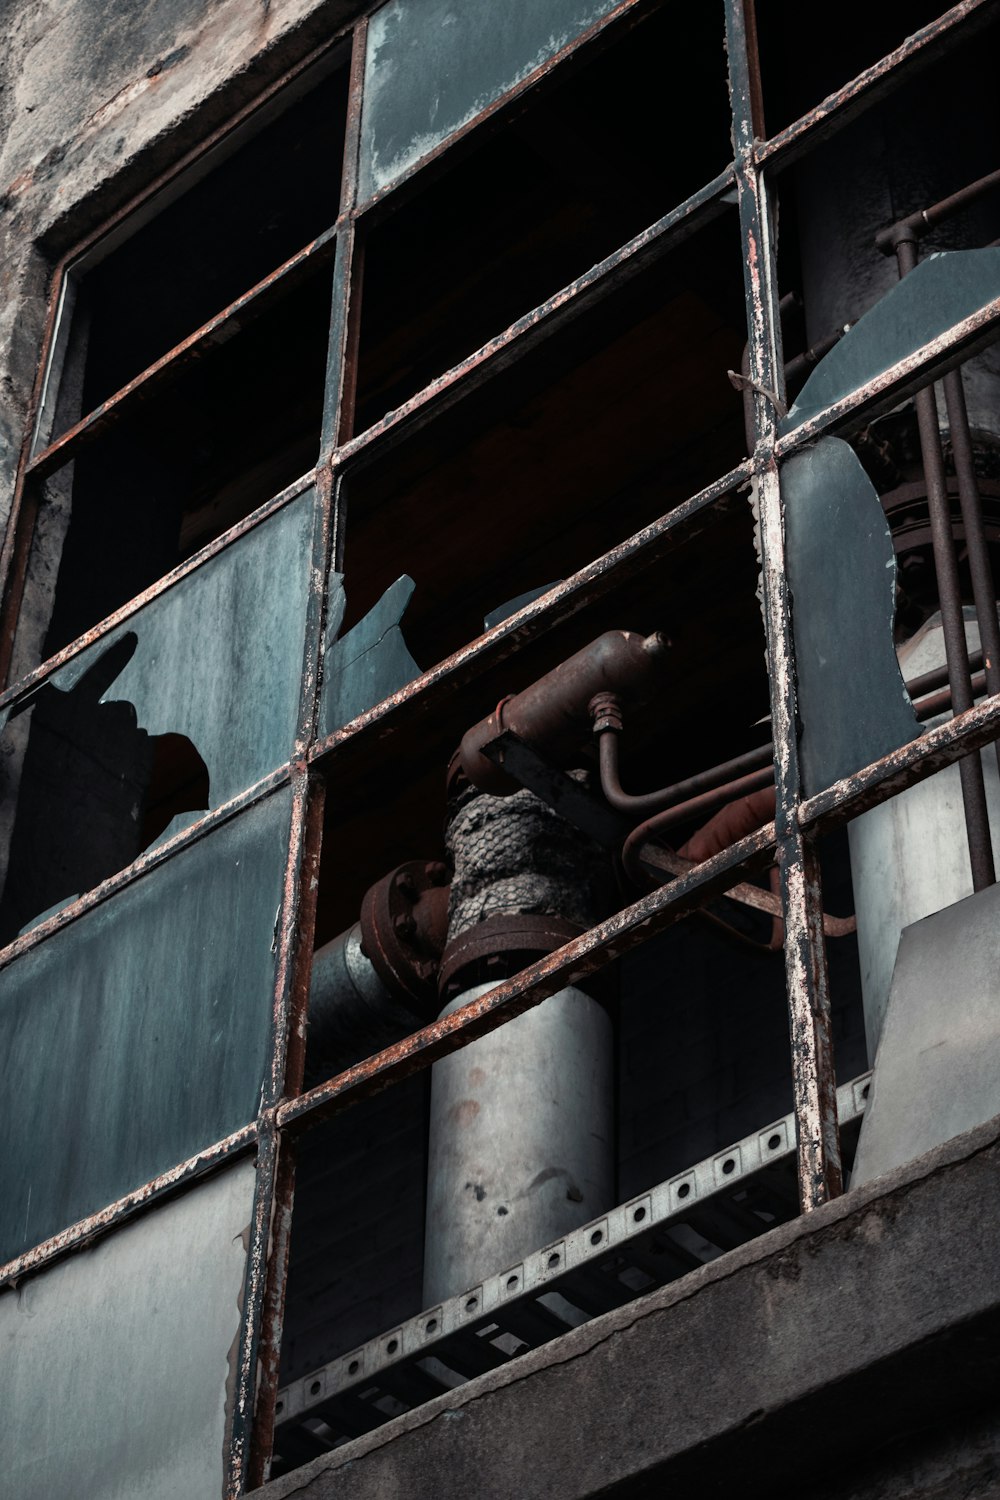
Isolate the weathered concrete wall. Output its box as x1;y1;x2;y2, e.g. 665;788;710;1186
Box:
0;0;363;538
252;1115;1000;1500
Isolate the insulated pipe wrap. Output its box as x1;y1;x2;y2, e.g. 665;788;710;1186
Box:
445;782;608;942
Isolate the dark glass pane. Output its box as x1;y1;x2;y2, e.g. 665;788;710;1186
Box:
2;492;313;940
57;62;347;423
0;1160;256;1499
353;4;731;431
360;0;622;197
0;790;289;1263
755;0;958;138
40;278;327;659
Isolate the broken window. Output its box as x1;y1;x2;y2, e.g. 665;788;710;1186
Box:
2;1;1000;1493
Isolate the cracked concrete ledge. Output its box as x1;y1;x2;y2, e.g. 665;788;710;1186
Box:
252;1114;1000;1499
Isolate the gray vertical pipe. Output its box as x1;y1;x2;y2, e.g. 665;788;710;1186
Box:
942;364;1000;789
422;981;614;1307
895;235;995;890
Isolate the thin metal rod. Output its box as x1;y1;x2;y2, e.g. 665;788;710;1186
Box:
597;728;774;817
942;364;1000;790
895;235;995;889
876;163;1000;255
618;767;776;879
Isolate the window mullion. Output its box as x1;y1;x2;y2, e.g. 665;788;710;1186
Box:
726;0;843;1212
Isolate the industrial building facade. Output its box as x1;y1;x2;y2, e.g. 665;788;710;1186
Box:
1;1;999;1496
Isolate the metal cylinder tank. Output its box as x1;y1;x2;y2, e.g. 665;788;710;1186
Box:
422;980;614;1306
848;609;1000;1062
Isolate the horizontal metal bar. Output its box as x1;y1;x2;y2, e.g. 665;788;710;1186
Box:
775;295;1000;455
274;1072;870;1445
757;0;995;172
353;0;650;216
0;1121;259;1288
0;764;292;973
309;460;750;768
277;819;777;1134
800;691;1000;834
0;469;316;714
335;167;736;462
28;227;338;479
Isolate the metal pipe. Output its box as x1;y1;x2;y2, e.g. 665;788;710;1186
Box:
424;775;614;1306
875;165;1000;256
894;234;994;890
597;719;773;817
457;630;669;796
908;646;984;701
423;980;614;1306
941;364;1000;789
915;667;987;722
620;764;776;886
596;651;982;828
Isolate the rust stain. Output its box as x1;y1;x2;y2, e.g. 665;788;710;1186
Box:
450;1100;481;1128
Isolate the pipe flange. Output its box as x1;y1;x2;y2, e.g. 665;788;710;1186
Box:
438;912;582;1001
360;860;450;1017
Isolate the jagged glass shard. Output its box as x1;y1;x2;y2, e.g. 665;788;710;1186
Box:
782;436;920;794
0;493;314;938
360;0;620;198
321;574;422;734
55;490;313;806
780;249;1000;433
0;1160;255;1500
0;789;290;1264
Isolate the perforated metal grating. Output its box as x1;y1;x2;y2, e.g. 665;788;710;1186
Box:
273;1072;871;1469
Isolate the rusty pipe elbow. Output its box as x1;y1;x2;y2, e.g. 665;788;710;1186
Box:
457;630;669;794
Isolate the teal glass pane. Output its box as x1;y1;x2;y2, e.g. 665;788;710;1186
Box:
782;437;920;794
360;0;621;198
47;488;314;812
1;491;313;940
780;249;1000;434
0;1159;256;1500
0;789;289;1264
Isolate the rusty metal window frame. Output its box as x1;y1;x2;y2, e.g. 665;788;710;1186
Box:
1;2;999;1492
270;0;1000;1278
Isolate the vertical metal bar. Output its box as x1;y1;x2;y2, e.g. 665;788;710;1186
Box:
893;236;995;889
320;17;367;458
240;22;369;1486
245;1129;299;1492
246;772;326;1490
942;364;1000;789
725;0;842;1210
228;1123;278;1500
